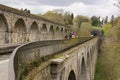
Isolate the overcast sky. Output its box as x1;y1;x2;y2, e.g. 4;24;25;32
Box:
0;0;119;19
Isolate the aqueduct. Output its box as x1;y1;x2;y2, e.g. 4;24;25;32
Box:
0;4;99;80
9;37;98;80
0;4;67;45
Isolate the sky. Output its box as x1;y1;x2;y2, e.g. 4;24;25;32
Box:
0;0;119;19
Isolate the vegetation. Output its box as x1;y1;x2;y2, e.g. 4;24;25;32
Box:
94;57;108;80
110;15;115;26
92;27;102;31
64;12;74;25
41;10;94;38
91;16;100;27
94;16;120;80
102;23;112;35
114;0;120;9
43;10;65;24
77;22;93;37
73;15;89;28
104;16;108;23
94;1;120;79
41;9;74;25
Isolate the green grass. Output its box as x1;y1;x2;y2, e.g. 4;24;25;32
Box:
102;23;112;36
78;22;93;37
92;27;102;31
94;56;108;80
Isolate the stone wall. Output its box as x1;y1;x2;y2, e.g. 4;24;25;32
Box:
9;40;65;80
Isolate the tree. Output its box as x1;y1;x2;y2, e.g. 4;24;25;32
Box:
104;16;108;23
64;12;74;25
42;11;65;24
91;16;100;27
110;15;114;26
114;16;120;31
114;0;120;10
78;22;93;37
102;23;112;35
52;9;64;14
71;13;74;20
73;15;89;28
40;9;74;25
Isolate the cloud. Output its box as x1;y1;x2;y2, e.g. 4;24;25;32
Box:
0;0;111;7
65;0;118;18
0;0;118;18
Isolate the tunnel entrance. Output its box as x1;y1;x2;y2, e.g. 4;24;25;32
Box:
68;70;76;80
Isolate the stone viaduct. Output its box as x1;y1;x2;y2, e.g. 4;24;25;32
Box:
0;4;67;45
0;4;99;80
9;37;99;80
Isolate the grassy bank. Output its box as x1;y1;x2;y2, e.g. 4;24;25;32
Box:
94;52;108;80
94;37;120;80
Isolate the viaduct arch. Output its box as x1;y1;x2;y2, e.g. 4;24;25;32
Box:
0;14;8;44
0;4;68;45
11;18;26;43
29;21;39;41
68;70;76;80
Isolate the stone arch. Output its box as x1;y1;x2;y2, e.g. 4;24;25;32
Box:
56;26;60;32
80;57;87;80
61;27;64;33
68;70;76;80
55;26;60;39
60;28;64;38
41;23;47;32
89;46;94;80
29;21;39;42
65;28;67;33
61;28;63;33
49;25;54;39
49;25;54;33
86;51;91;80
12;18;26;43
87;51;90;65
90;45;94;59
0;14;9;44
41;23;47;40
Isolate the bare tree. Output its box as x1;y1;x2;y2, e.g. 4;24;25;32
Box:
114;0;120;11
